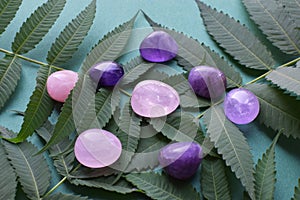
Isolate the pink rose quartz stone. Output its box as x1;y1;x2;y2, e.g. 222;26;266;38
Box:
74;129;122;168
131;80;180;118
46;70;78;102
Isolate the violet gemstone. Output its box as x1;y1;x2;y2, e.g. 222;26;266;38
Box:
46;70;78;102
188;65;227;100
139;31;178;62
131;80;180;118
74;129;122;168
224;88;260;124
158;142;203;180
89;61;124;88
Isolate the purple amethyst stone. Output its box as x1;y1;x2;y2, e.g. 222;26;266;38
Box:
224;88;260;124
89;61;124;88
188;65;227;100
158;142;203;180
139;31;178;62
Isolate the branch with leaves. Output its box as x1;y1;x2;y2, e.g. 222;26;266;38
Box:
0;0;299;199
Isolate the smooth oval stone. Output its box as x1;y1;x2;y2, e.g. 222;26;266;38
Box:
224;88;260;124
74;129;122;168
139;31;178;62
158;142;203;180
131;80;180;118
46;70;78;102
188;65;226;100
89;61;124;88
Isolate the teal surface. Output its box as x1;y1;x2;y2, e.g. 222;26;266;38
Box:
0;0;299;199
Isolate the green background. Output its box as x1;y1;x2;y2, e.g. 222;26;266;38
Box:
0;0;299;199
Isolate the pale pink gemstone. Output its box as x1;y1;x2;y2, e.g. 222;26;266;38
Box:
131;80;180;118
74;129;122;168
46;70;78;102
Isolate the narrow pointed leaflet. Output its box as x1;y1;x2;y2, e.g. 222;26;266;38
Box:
254;133;280;200
197;1;275;70
12;0;66;54
47;0;96;66
243;0;300;55
203;105;255;199
0;0;22;35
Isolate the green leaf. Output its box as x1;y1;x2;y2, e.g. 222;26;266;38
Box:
280;0;300;24
38;91;75;152
43;193;89;200
0;0;22;35
46;0;96;66
120;56;156;86
71;75;100;133
76;88;120;133
242;0;300;55
143;12;242;87
0;55;21;110
266;66;300;96
0;143;17;200
71;176;137;194
35;121;75;177
161;74;190;95
12;0;66;54
293;179;300;200
197;1;275;70
246;83;300;138
194;131;217;157
39;74;91;152
150;112;198;142
2;136;51;199
203;105;255;199
8;66;58;143
80;12;138;74
254;133;280;200
201;157;231;200
126;172;200;200
180;90;211;109
69;165;116;179
111;103;141;172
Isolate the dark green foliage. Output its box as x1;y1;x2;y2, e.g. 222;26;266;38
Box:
201;157;231;200
0;0;22;35
0;55;21;110
12;0;66;54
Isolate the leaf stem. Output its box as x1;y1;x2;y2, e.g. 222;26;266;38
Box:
197;110;207;119
42;176;67;198
245;57;300;85
42;164;81;198
119;88;132;97
244;71;272;86
0;47;63;71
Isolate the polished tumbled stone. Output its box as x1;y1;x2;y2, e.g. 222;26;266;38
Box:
74;129;122;168
139;31;178;62
224;88;260;124
89;61;124;88
188;65;226;100
158;142;203;180
46;70;78;102
131;80;180;118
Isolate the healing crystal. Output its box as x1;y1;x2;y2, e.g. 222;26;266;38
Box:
188;65;226;99
158;142;203;180
224;88;260;124
139;31;178;62
131;80;180;118
74;129;122;168
46;70;78;102
89;61;124;88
